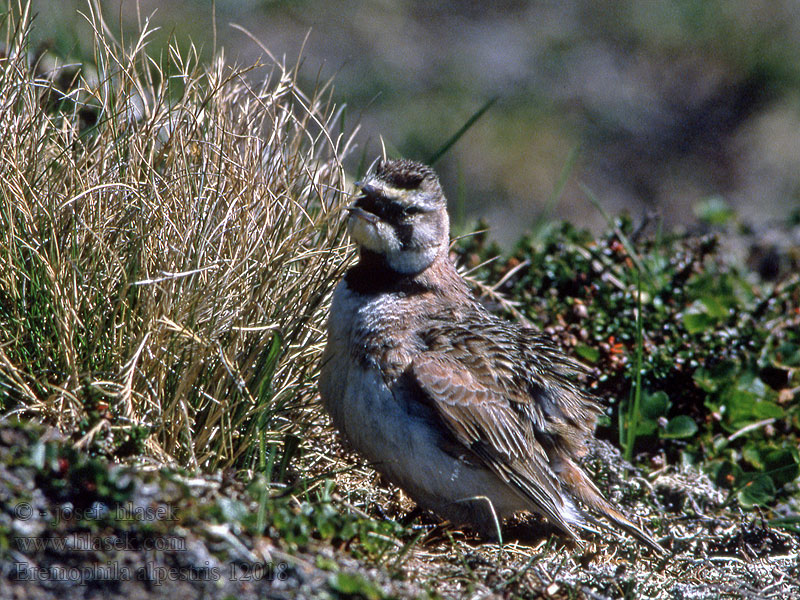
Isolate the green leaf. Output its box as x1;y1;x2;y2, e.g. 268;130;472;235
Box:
328;572;384;600
339;520;357;540
712;435;729;452
694;196;735;225
692;367;718;393
775;342;800;366
680;450;699;469
635;419;658;437
575;343;600;363
700;296;729;318
742;444;765;469
278;433;301;482
683;302;715;334
737;475;776;508
683;296;730;333
710;460;742;488
316;514;336;540
641;390;670;420
751;401;785;421
723;384;783;430
763;448;800;487
737;375;767;398
661;415;698;439
254;332;283;403
769;516;800;535
711;360;739;380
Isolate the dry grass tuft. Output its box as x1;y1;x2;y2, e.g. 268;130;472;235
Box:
0;0;354;469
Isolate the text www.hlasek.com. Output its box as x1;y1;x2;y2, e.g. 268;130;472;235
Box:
14;532;186;553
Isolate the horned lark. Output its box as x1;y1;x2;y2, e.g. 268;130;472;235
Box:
319;158;663;553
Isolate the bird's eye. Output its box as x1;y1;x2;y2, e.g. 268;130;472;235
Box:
355;194;422;222
356;194;380;215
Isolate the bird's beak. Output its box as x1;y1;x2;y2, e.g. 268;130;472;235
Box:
347;179;381;223
345;205;380;224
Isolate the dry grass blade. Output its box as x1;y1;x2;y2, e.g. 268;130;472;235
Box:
0;0;354;470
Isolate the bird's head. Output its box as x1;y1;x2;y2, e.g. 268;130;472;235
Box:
347;159;449;275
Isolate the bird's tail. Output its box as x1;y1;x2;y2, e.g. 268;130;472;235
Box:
558;458;665;555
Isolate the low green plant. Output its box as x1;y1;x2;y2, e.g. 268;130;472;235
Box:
455;211;800;513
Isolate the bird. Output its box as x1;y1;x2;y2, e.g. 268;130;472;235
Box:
319;157;663;553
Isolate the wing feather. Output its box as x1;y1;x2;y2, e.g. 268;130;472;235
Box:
412;352;581;537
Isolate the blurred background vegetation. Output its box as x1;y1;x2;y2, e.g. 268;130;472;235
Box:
26;0;800;244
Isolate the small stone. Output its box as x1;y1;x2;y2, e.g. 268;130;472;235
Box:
572;302;588;319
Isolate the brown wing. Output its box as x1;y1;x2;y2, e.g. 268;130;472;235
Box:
411;320;600;538
410;318;665;552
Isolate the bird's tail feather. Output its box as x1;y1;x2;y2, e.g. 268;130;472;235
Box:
559;458;665;555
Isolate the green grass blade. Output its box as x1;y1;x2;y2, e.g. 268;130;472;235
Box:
427;96;498;166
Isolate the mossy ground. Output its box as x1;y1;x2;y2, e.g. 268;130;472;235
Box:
3;215;799;599
1;2;799;597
